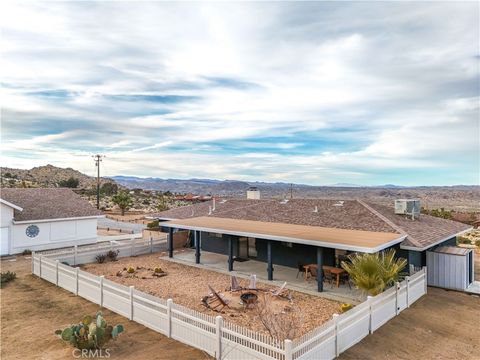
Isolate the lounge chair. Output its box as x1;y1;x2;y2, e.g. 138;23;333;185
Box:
229;275;242;292
203;285;230;311
248;274;257;290
271;281;288;297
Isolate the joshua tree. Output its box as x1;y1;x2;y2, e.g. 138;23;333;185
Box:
157;194;169;211
341;249;407;296
112;191;133;216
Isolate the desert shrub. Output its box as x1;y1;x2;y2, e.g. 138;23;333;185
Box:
476;240;480;248
106;250;119;261
0;271;16;287
256;294;303;342
342;249;407;296
95;254;107;263
127;266;135;274
21;249;32;255
457;237;472;245
100;182;118;196
58;177;80;188
55;311;123;350
154;267;163;273
147;220;159;229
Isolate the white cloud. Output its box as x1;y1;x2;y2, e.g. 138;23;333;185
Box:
1;2;478;185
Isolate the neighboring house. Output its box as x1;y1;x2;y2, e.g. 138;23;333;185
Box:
151;195;473;292
0;188;104;255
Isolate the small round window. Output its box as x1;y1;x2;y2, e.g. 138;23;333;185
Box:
26;225;40;238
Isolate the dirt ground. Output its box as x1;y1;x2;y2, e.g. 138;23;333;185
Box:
104;212;151;224
82;252;340;337
339;287;480;360
0;256;211;360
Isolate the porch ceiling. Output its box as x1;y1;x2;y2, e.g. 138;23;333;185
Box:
162;216;406;253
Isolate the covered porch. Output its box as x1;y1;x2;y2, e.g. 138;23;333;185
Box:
163;216;405;296
161;248;366;303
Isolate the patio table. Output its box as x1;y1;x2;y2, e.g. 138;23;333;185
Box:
303;264;347;288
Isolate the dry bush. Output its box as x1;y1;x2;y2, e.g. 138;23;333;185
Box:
255;293;303;341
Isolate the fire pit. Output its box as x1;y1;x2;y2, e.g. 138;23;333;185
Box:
240;292;258;309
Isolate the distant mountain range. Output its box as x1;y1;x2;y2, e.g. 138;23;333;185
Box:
1;165;478;211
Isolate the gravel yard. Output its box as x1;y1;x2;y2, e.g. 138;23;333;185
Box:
82;252;341;338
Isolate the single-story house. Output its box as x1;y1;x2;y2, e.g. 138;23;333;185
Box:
150;196;472;292
0;188;104;255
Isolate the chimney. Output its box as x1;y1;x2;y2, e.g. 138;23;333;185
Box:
313;206;318;213
246;186;260;200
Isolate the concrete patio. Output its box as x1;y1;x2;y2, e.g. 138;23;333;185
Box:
161;249;366;303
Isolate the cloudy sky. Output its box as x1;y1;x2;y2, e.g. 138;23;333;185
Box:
1;1;478;185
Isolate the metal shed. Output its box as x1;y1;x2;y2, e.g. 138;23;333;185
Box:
426;246;474;291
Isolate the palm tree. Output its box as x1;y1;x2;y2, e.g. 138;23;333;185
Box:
111;191;133;216
341;249;407;296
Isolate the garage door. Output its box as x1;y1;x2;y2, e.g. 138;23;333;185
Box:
0;227;9;255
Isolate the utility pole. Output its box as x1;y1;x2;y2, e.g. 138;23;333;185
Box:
93;154;104;209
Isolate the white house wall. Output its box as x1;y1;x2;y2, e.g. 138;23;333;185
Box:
1;203;14;227
11;218;98;254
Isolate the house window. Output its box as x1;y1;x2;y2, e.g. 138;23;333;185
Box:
208;232;222;238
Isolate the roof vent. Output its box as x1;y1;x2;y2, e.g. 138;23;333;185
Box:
333;201;344;207
313;206;318;213
220;199;227;204
280;199;289;204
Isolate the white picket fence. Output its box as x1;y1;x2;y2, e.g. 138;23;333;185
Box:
32;246;427;360
291;268;427;360
38;236;163;266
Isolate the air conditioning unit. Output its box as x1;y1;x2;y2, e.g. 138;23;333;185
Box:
394;199;421;217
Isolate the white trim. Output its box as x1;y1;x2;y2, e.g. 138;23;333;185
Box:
0;198;23;212
13;215;105;225
161;222;407;253
400;227;473;251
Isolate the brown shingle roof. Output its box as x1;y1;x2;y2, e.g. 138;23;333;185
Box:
0;188;103;221
153;198;471;250
153;199;398;233
365;202;471;250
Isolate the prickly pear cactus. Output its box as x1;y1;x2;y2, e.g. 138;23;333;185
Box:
55;311;124;350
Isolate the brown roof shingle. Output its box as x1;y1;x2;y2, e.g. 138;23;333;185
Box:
365;202;471;249
153;198;471;250
1;188;103;221
153;199;398;233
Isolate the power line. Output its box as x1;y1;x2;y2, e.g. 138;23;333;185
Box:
93;154;105;209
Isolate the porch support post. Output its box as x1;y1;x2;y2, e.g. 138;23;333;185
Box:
267;240;273;281
195;231;201;264
228;236;234;271
317;247;324;292
168;228;174;258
